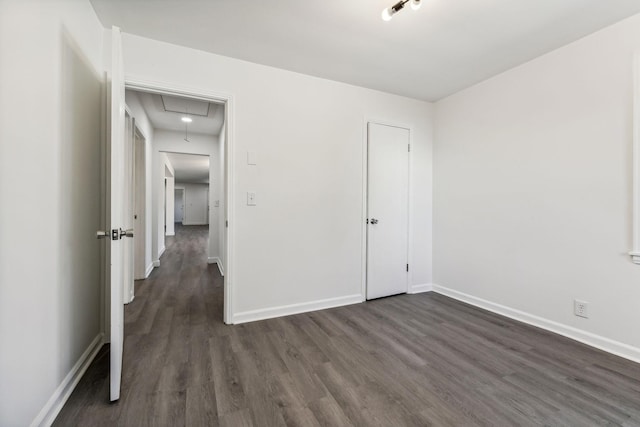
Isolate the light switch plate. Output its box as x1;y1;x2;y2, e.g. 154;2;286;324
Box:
247;151;257;165
247;192;256;206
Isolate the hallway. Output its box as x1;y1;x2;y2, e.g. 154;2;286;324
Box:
54;224;224;426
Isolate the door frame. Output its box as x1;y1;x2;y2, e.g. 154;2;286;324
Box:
125;77;235;324
133;124;148;280
361;118;413;301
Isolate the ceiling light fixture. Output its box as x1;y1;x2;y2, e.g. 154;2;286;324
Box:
381;0;421;21
181;116;193;123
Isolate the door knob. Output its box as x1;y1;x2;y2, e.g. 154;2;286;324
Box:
96;230;109;239
120;228;134;238
370;218;379;224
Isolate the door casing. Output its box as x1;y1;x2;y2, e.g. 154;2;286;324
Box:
123;78;235;325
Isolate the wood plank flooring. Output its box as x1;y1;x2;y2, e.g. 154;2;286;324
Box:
54;224;640;426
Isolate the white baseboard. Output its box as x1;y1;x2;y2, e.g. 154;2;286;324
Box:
233;294;363;324
432;285;640;365
30;334;104;427
408;283;433;294
145;263;154;278
217;260;225;277
206;257;224;276
182;222;208;226
159;246;165;258
165;232;175;237
152;260;160;267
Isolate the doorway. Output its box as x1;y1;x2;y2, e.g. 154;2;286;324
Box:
365;121;410;300
123;80;233;324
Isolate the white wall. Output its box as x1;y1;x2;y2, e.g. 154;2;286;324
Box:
156;153;174;257
164;169;175;237
120;33;434;321
124;90;154;275
434;13;640;356
152;131;220;263
0;1;104;425
176;183;210;225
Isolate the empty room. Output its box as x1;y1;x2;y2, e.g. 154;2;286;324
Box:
2;0;640;426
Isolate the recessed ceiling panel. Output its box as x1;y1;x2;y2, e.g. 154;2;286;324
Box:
161;95;210;117
126;90;225;135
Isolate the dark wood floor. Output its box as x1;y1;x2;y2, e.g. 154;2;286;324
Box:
55;225;640;426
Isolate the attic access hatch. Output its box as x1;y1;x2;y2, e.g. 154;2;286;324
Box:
161;94;210;117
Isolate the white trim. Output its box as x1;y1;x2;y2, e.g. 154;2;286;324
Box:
207;256;219;265
217;260;225;277
362;118;413;301
632;51;640;264
233;294;362;324
408;283;433;294
125;75;236;325
182;222;208;226
432;285;640;364
158;246;165;258
360;119;369;302
165;232;175;237
30;334;104;427
152;260;160;267
145;262;154;278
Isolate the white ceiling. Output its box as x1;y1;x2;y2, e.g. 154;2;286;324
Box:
128;90;225;135
92;0;640;101
165;153;210;183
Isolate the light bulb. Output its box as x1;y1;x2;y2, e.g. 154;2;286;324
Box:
381;7;393;21
410;0;421;10
181;117;192;123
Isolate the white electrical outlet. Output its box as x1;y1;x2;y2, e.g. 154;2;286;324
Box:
574;300;589;318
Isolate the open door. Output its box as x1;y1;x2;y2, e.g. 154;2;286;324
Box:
109;26;127;402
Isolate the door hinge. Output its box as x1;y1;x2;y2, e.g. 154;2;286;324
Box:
406;264;409;272
112;229;119;241
225;220;228;228
408;144;411;152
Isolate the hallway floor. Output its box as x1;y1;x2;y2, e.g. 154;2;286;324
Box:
54;225;640;426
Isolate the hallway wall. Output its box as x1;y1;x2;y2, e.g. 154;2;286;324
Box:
152;130;220;264
176;183;210;225
0;1;105;425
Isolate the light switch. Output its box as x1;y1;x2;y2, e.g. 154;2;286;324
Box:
247;192;256;206
247;151;257;165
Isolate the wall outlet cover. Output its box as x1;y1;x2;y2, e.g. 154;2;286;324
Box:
574;299;589;318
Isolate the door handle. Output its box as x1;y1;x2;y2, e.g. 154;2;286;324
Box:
120;228;134;238
96;230;109;239
370;218;379;225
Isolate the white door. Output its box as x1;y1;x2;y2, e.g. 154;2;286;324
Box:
109;26;126;402
366;122;409;300
175;189;184;223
